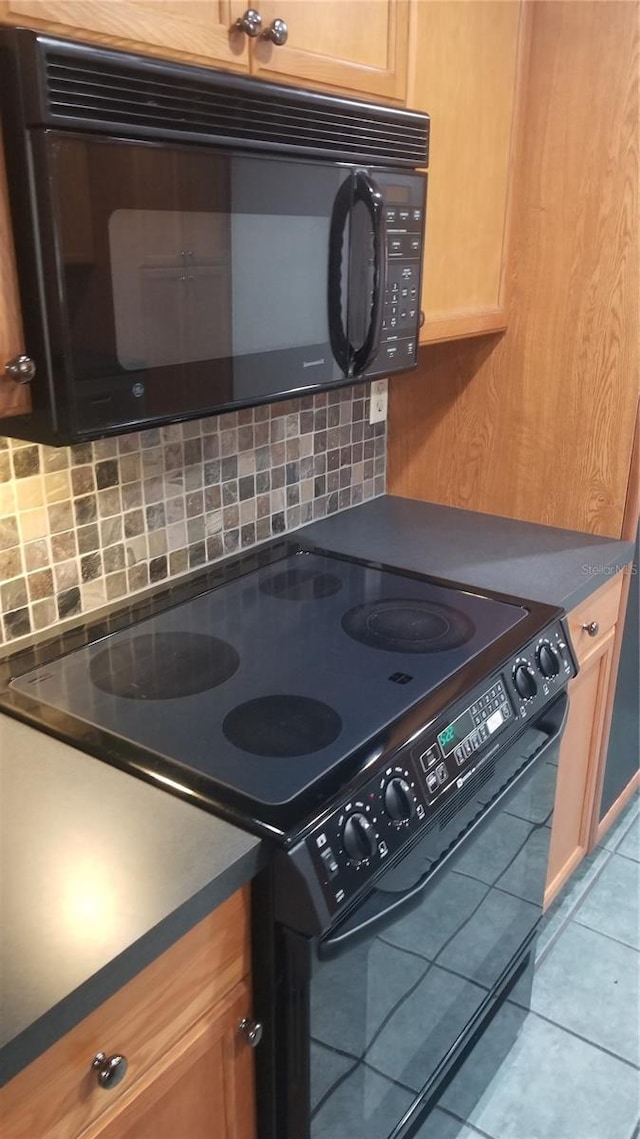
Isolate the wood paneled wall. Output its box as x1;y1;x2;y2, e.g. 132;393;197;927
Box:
388;0;639;539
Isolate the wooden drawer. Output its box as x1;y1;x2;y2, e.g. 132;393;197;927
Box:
567;573;624;666
0;887;250;1139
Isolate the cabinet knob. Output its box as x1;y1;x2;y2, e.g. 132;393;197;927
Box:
581;620;599;637
91;1051;128;1090
239;1017;263;1047
262;17;288;45
4;354;36;384
236;8;263;37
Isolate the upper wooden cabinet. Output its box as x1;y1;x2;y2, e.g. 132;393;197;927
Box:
409;0;529;344
242;0;409;101
0;129;30;419
0;1;409;99
0;1;250;69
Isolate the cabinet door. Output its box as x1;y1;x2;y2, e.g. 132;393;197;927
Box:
84;982;256;1139
241;0;409;101
544;575;624;908
0;1;249;69
409;0;528;344
0;130;30;419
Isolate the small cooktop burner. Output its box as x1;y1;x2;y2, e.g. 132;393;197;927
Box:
259;565;343;601
341;599;475;654
89;632;239;700
223;695;342;758
10;548;529;822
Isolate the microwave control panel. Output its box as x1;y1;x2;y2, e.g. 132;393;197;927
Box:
369;172;426;378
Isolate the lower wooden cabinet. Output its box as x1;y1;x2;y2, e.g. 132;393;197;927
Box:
545;574;624;907
84;981;255;1139
0;887;256;1139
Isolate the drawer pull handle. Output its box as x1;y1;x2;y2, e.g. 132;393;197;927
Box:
582;621;600;637
235;8;262;36
239;1017;263;1047
262;17;288;45
91;1051;128;1089
4;355;36;384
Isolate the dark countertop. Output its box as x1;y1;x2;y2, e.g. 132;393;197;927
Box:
2;493;633;1088
298;495;634;609
0;714;265;1086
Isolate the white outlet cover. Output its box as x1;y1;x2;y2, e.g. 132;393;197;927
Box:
369;378;388;424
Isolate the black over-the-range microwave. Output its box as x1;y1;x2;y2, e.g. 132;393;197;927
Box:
0;29;429;445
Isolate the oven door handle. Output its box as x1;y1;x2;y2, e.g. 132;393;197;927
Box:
318;693;568;961
328;170;387;378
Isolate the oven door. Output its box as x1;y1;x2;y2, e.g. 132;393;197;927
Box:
28;131;393;437
278;697;567;1139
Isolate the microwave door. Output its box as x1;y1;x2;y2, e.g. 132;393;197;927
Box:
328;172;387;380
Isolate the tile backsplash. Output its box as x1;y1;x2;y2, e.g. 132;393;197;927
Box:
0;386;386;647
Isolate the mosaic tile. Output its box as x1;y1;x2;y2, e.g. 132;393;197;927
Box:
0;386;385;644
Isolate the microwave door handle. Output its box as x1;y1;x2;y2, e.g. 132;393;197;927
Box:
318;693;569;962
351;171;387;376
328;175;356;376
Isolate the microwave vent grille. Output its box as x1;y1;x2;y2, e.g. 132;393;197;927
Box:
42;52;429;166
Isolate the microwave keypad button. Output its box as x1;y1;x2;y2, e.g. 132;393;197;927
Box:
389;238;403;254
436;762;448;785
412;208;422;223
386;208;398;224
401;266;415;280
399;208;410;223
410;238;421;254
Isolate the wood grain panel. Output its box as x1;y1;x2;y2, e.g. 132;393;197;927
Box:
249;0;408;101
545;625;616;907
591;396;640;845
0;1;249;69
410;0;524;329
82;982;255;1139
0;888;250;1139
567;571;624;666
0;127;30;419
389;1;640;538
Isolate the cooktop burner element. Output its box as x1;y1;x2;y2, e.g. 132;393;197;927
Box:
223;695;342;758
341;598;475;654
259;565;343;601
10;548;530;821
89;632;240;700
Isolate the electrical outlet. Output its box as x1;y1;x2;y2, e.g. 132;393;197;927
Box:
369;378;388;424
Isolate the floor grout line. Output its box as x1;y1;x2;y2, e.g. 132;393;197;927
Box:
570;914;639;954
436;1104;496;1139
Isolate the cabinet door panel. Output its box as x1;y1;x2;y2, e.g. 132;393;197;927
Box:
545;628;616;907
0;130;30;419
409;0;526;343
86;982;256;1139
245;0;408;101
0;1;248;69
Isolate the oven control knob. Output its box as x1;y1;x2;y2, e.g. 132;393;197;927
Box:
536;643;560;678
384;778;415;822
513;663;538;700
342;814;377;863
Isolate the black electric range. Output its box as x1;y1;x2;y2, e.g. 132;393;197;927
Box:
2;539;578;1139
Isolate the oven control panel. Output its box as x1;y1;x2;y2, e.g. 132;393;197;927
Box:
305;619;575;916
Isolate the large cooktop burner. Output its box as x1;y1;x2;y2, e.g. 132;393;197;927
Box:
10;548;529;821
89;632;239;700
341;598;475;654
223;695;342;758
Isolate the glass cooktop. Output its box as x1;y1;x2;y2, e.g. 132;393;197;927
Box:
11;550;527;818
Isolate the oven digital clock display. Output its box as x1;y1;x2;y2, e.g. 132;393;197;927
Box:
438;709;474;757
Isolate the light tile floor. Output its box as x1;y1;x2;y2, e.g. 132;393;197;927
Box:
417;792;640;1139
